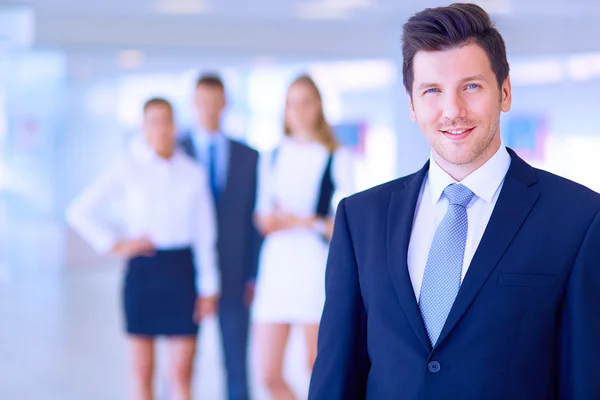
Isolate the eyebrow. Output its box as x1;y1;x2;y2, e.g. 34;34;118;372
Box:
416;74;489;91
460;74;488;83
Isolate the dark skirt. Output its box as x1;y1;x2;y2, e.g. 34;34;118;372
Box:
123;247;198;336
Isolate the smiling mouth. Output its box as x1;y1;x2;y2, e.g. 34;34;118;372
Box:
441;128;474;134
440;127;475;139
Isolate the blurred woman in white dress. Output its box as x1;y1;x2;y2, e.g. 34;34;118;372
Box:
67;98;219;400
252;75;355;400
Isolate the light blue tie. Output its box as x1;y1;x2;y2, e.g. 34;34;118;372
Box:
419;183;475;346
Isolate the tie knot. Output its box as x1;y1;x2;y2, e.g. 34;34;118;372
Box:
443;183;474;207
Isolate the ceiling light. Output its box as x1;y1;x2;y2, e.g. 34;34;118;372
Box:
154;0;208;15
296;4;350;20
296;0;373;20
117;50;144;69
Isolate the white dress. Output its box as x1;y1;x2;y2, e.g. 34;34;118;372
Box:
252;137;355;323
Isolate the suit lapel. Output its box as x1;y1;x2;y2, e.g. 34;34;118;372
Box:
435;149;540;347
387;162;432;352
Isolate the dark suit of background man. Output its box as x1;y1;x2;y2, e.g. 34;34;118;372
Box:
180;74;260;400
309;3;600;400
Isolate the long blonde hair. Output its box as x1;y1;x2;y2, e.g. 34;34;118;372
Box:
283;74;339;152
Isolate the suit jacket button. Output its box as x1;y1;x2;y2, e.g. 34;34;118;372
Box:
428;361;441;373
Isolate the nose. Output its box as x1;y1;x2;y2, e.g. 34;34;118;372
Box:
442;91;467;121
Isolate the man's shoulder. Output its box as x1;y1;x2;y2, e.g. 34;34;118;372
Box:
227;138;259;166
534;167;600;211
177;131;196;154
177;129;194;143
344;171;421;211
228;138;258;155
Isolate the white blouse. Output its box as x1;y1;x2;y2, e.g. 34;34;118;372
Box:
66;145;220;297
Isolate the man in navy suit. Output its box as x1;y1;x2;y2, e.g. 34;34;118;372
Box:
180;73;260;400
308;3;600;399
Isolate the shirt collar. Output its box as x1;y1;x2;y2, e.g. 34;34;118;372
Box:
130;134;183;166
194;127;224;149
130;134;154;162
428;143;511;204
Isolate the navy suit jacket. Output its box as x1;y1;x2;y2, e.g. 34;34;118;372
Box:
308;149;600;399
180;135;261;300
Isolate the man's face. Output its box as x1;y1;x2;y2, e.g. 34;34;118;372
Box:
409;42;512;170
144;104;175;156
194;84;226;131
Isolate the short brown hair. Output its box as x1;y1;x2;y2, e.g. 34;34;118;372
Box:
143;97;173;114
284;74;339;153
195;73;225;91
402;3;509;96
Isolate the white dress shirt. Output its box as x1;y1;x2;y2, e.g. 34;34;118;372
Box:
407;144;511;300
66;142;220;297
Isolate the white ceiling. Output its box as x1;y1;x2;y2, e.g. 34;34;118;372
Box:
3;0;600;76
11;0;600;19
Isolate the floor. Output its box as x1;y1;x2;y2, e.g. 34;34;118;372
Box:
0;261;311;400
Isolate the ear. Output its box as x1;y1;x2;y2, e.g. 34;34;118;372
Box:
501;75;512;113
408;94;417;122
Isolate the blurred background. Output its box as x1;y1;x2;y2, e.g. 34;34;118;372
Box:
0;0;599;398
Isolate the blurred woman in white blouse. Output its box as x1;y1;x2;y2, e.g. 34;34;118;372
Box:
252;74;355;400
67;97;219;400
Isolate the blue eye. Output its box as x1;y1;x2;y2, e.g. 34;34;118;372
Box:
425;88;440;94
466;83;479;90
